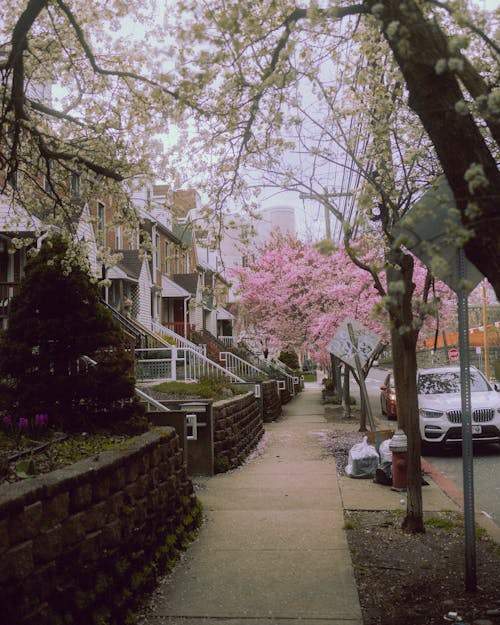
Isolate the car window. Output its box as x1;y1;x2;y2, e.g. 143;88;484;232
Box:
417;370;490;394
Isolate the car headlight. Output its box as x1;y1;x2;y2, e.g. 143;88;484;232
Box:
419;409;445;418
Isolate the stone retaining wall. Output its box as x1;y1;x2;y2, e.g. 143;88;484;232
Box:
212;392;264;473
0;428;201;625
262;380;282;422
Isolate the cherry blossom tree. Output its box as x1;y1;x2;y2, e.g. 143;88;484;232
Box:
231;233;381;360
167;0;500;300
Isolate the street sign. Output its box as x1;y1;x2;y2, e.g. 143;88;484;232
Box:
328;318;380;431
392;177;483;293
449;348;459;361
328;318;380;369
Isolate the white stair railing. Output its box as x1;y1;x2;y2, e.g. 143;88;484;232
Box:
267;359;298;396
219;352;268;380
77;355;171;411
150;319;206;355
135;347;245;383
135;387;171;412
218;335;234;347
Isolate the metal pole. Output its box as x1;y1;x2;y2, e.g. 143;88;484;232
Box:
457;249;477;592
482;280;491;380
347;323;375;431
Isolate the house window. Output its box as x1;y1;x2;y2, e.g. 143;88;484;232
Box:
153;230;160;275
97;202;105;246
71;172;80;196
115;225;122;249
173;248;179;274
182;250;188;273
164;241;170;274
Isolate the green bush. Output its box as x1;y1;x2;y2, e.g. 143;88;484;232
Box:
0;234;142;431
153;377;241;400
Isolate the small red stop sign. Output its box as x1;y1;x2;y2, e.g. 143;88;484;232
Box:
448;348;459;361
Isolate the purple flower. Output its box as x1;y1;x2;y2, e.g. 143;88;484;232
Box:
34;413;49;428
18;417;29;431
2;415;12;429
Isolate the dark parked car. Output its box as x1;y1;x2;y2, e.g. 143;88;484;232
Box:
380;372;397;420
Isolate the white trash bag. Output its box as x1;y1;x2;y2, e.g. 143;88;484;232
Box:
345;436;379;479
379;438;393;464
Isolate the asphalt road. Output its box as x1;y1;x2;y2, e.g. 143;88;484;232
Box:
354;367;500;526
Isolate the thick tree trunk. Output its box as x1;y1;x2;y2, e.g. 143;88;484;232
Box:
331;354;342;395
386;252;425;533
390;325;424;533
369;0;500;300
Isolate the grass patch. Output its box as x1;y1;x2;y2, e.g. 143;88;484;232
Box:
302;372;317;382
152;378;244;401
424;516;458;530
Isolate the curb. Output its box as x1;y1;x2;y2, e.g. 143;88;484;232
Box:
422;458;500;545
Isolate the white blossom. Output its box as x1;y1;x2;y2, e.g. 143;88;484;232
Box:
465;202;481;219
464;163;489;194
448;57;464;73
386;21;400;40
454;100;469;115
435;59;448;75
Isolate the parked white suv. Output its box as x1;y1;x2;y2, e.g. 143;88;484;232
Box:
417;365;500;449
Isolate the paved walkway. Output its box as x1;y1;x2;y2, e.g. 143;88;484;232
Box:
141;385;363;624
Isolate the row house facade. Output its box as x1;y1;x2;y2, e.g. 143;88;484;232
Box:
0;171;235;344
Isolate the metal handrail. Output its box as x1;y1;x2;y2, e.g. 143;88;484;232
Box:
77;354;168;411
218;335;234;347
135;346;245;383
135;387;171;412
150;319;206;355
219;352;269;381
264;359;297;395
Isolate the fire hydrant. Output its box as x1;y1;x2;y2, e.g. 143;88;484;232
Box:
389;430;408;491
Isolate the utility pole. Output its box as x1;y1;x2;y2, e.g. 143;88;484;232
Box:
299;191;353;240
481;280;491;380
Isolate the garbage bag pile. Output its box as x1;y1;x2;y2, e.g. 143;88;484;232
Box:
345;436;393;485
345;436;379;479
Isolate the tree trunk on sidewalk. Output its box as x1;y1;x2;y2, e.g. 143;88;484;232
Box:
350;367;368;432
331;354;342;395
342;365;351;418
386;252;425;534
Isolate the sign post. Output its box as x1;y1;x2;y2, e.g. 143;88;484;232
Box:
328;317;380;432
347;323;376;431
393;178;482;592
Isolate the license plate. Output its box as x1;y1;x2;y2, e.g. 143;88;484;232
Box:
472;425;482;435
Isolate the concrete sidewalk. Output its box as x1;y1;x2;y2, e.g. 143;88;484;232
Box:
138;383;471;625
140;385;361;624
